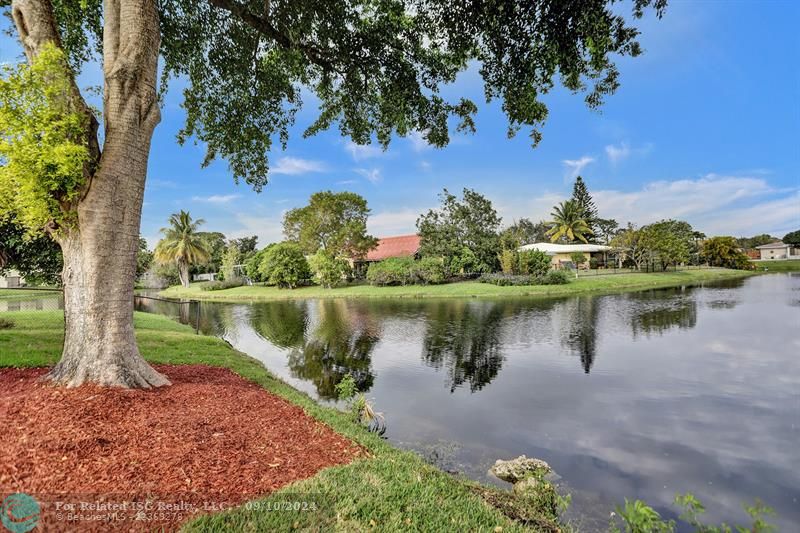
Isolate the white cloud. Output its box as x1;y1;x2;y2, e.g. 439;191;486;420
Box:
336;179;358;185
562;156;595;180
345;141;384;161
228;213;285;245
420;161;432;171
271;156;326;175
355;168;382;184
368;208;422;236
605;142;631;164
191;194;241;204
407;131;431;152
591;175;798;235
605;141;654;164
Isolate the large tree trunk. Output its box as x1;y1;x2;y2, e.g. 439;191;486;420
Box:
12;0;169;387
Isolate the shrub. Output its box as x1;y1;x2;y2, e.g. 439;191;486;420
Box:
258;242;311;289
589;257;599;269
412;257;446;284
202;277;245;291
701;236;754;270
539;269;570;285
366;257;415;286
244;245;272;282
499;249;517;274
518;249;551;277
309;250;351;288
478;273;534;286
0;318;14;329
449;246;489;276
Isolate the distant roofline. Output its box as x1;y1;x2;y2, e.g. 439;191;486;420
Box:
518;242;613;254
756;241;791;249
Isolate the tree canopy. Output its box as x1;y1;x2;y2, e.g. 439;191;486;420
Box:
499;218;549;249
782;230;800;246
547;200;593;244
417;188;502;272
570;176;599;239
34;0;667;190
283;191;377;259
0;216;63;285
154;211;211;287
0;43;90;236
701;237;751;270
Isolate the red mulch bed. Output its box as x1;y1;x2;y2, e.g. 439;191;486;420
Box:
0;365;364;531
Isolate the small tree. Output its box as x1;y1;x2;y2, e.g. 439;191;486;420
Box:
570;252;587;268
518;250;552;277
154;211;211;287
571;176;599;239
499;249;518;274
701;237;751;269
309;250;351;289
220;242;241;280
259;242;311;289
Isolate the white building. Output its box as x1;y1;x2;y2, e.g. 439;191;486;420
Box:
518;243;613;268
755;241;798;260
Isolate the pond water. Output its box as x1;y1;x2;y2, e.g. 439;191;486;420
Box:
8;275;800;529
172;274;799;530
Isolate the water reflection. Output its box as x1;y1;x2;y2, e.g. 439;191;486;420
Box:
422;301;506;392
119;276;799;530
558;296;601;373
628;288;698;339
250;301;307;349
285;301;378;399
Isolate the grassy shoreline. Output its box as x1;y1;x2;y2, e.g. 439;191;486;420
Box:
0;311;550;531
160;268;755;302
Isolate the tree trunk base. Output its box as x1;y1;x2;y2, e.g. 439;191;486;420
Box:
46;351;171;388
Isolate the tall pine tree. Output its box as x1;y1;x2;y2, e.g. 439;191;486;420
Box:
571;176;599;242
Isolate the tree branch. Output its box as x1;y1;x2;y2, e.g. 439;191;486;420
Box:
207;0;337;73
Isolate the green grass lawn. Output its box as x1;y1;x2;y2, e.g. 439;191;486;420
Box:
161;268;754;302
0;310;551;532
751;259;800;272
0;288;61;300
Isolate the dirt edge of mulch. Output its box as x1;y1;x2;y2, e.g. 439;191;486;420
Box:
0;364;366;532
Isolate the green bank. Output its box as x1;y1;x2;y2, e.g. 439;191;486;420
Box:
160;268;754;302
0;311;553;532
750;259;800;272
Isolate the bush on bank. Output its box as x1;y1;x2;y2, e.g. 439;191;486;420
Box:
479;269;571;287
366;257;446;286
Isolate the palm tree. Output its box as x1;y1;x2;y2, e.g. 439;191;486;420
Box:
546;200;593;244
154;211;211;287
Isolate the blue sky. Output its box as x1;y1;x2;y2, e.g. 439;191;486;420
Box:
2;1;799;247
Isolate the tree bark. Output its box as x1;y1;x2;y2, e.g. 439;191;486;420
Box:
11;0;169;387
179;260;190;288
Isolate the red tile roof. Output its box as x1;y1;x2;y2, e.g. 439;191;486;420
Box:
365;234;421;261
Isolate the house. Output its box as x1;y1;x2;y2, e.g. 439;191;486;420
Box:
353;234;421;275
517;242;613;269
0;269;25;288
364;234;422;262
755;241;798;260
